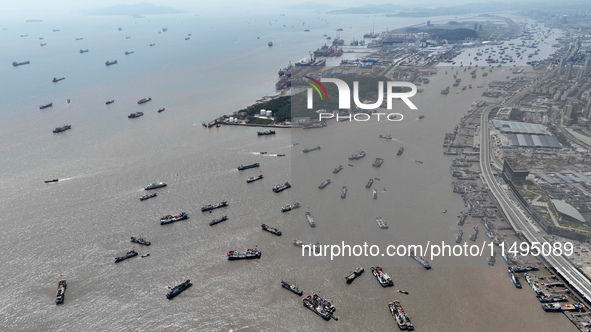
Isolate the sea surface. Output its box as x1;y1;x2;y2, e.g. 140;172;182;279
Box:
0;10;575;331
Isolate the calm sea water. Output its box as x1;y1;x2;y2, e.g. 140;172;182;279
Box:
0;10;574;331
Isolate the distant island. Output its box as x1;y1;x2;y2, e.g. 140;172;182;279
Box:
88;2;184;16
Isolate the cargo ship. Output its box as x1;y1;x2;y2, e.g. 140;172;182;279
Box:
140;193;157;201
257;130;275;136
12;61;30;66
397;147;404;156
409;249;431;269
389;301;414;331
318;179;331;189
52;77;65;83
372;158;384;167
40;102;53;109
125;51;134;55
227;247;261;260
281;202;301;212
45;179;59;183
261;223;282;236
55;279;67;305
345;267;364;284
79;49;88;53
341;186;347;199
371;266;393;287
366;178;374;188
145;182;166;190
128;112;144;118
303;146;321;153
542;303;585;312
305;211;316;227
137;97;152;104
201;201;229;212
508;267;522;288
105;60;117;66
469;226;479;241
166;280;192;300
160;212;188;225
209;215;228;226
348;150;366;160
302;294;337;321
333;165;343;174
246;174;263;183
376;217;388;229
511;265;539;273
238;163;259;170
53;125;71;133
106;100;114;105
158;108;165;113
281;280;303;295
115;250;138;263
130;236;151;246
272;182;291;193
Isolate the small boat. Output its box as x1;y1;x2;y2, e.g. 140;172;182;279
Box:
106;100;114;105
366;178;373;188
341;186;347;199
268;41;273;47
124;51;134;55
45;179;59;183
158;108;165;113
140;193;157;201
373;189;377;199
141;254;150;258
55;279;66;305
128;112;144;118
40;102;53;109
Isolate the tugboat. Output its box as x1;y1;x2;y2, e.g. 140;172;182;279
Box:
376;217;388;229
140;193;157;201
272;182;291;193
160;212;188;225
40;102;53;109
348;150;366;160
53;125;71;133
303;146;321;153
261;223;282;236
55;278;66;305
227;247;261;260
318;179;331;189
130;236;151;246
397;147;404;156
371;266;394;287
389;301;414;331
238;163;260;170
114;250;138;263
469;226;479;241
145;182;166;190
302;293;337;321
166;279;192;300
45;179;59;183
246;174;264;183
372;158;384;167
128;112;144;118
201;201;229;212
305;211;316;227
379;134;392;140
455;229;463;243
106;100;114;105
137;97;152;104
209;215;228;226
333;165;343;174
409;249;431;269
345;267;364;284
508;267;522;289
257;130;275;136
366;178;374;188
341;186;347;199
281;280;303;295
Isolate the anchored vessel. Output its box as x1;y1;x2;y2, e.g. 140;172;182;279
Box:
333;165;343;174
511;265;539;273
508;267;522;289
376;217;388;229
293;239;320;253
55;279;67;304
238;163;259;170
166;280;192;300
281;280;303;295
418;115;425;119
105;60;117;66
257;130;275;136
305;211;316;227
13;61;30;66
140;193;157;201
488;251;496;266
130;237;151;246
227;248;261;260
318;179;331;189
261;223;282;236
128;112;144;118
349;150;366;160
373;189;378;199
53;125;71;133
455;229;463;243
45;179;59;183
366;178;374;188
379;134;392;140
469;226;479;241
106;100;114;105
209;215;228;226
40;102;53;109
201;201;229;212
145;182;166;190
303;146;321;153
79;49;88;53
115;250;138;263
371;266;394;287
246;174;264;183
389;301;414;331
281;202;301;212
372;158;384;167
409;249;431;269
302;294;337;321
397;147;404;156
458;212;468;226
345;267;364;284
341;186;347;199
158;108;165;113
160;212;188;225
137;97;152;104
52;77;65;83
272;182;291;193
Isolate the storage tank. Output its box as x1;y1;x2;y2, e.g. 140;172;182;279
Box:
260;109;266;116
266;110;273;117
